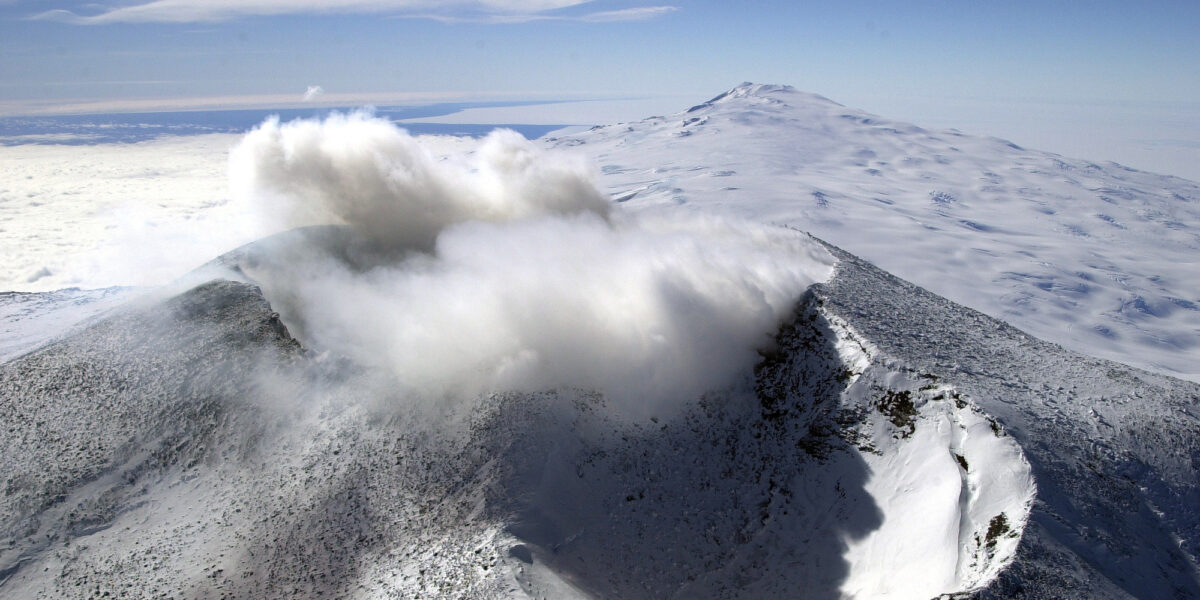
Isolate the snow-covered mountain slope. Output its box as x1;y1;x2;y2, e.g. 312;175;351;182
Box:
3;226;1196;598
550;83;1200;383
0;228;1038;599
0;286;135;363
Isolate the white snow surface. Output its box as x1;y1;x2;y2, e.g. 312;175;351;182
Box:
0;286;136;363
824;316;1035;598
551;83;1200;382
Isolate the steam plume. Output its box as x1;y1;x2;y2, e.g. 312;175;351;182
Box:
229;113;833;416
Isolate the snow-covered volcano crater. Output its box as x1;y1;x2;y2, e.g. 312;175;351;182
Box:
1;84;1198;599
1;226;1038;599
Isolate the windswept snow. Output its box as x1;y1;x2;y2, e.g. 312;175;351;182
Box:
0;286;135;362
11;227;1192;599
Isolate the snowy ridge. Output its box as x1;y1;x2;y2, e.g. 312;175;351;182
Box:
554;83;1200;383
813;310;1035;597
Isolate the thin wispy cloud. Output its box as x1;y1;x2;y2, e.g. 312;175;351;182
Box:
29;0;675;24
415;4;677;23
302;85;324;102
579;6;676;22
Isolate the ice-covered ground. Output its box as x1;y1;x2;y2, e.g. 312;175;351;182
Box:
6;226;1194;599
551;84;1200;382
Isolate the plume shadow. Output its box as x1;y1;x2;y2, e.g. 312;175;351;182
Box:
479;290;883;598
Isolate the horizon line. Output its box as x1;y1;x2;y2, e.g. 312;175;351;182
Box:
0;89;649;118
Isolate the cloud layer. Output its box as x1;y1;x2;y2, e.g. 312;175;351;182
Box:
32;0;677;24
229;113;833;416
0;134;253;293
302;85;324;102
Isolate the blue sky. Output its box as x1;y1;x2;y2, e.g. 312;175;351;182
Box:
3;0;1197;108
2;0;1199;177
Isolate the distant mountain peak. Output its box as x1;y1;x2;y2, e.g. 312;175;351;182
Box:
687;82;842;113
728;82;795;96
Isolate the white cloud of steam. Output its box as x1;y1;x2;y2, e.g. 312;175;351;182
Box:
230;111;609;250
230;112;833;418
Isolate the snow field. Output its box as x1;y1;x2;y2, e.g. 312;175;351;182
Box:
560;84;1200;383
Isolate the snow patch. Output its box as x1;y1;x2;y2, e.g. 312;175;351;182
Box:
823;317;1035;599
